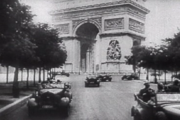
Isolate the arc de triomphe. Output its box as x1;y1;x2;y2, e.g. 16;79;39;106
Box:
50;0;149;73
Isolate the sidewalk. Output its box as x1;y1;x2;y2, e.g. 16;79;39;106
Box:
0;87;33;120
0;85;34;109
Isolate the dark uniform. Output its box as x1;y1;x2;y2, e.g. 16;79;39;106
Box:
138;82;155;102
168;80;180;92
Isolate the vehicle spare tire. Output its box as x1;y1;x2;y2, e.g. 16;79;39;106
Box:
155;111;167;120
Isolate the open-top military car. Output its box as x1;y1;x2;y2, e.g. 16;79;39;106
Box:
85;74;100;87
97;73;112;82
50;71;70;77
131;93;180;120
27;80;72;117
121;73;139;80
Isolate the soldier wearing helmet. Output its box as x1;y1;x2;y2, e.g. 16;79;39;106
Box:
168;80;180;92
138;82;155;102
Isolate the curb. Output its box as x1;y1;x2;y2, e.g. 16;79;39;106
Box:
0;94;31;119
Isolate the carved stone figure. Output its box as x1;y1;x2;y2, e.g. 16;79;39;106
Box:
107;40;121;60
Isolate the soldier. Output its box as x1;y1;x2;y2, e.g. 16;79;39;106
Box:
138;82;155;102
168;80;180;92
157;82;164;92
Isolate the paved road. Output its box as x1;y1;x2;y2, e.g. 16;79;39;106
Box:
23;75;146;120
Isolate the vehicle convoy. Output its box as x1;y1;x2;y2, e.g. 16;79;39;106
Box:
27;80;72;117
50;71;70;77
131;81;180;120
85;74;100;87
97;73;112;82
121;73;139;80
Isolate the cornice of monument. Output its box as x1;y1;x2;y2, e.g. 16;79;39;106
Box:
99;32;146;39
58;36;97;42
50;0;150;15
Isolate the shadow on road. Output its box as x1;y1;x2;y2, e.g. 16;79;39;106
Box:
28;107;73;120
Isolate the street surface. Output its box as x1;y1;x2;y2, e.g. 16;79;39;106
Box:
17;75;154;120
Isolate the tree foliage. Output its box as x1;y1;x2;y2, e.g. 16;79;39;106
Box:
0;1;67;97
126;30;180;83
30;23;67;70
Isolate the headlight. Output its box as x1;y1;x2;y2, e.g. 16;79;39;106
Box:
60;97;70;106
35;91;38;96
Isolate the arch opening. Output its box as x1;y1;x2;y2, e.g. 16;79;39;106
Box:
76;23;99;73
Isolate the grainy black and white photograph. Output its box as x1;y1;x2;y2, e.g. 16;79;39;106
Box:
1;0;180;120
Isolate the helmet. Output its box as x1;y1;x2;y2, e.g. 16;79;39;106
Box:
157;82;164;90
144;82;150;87
173;80;179;85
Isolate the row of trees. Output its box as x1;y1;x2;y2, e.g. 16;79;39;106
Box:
126;31;180;83
1;0;67;97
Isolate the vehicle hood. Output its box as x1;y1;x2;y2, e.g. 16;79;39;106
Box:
40;89;64;94
162;104;180;118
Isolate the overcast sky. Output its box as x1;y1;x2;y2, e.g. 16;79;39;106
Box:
22;0;180;45
145;0;180;45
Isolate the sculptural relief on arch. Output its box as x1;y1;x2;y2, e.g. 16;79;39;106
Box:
50;0;149;74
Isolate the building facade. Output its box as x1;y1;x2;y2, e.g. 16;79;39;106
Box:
50;0;149;73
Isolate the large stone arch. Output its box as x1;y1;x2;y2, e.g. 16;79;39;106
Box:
73;18;101;36
51;0;149;74
74;22;99;73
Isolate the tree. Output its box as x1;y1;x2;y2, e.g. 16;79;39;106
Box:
125;46;146;73
0;1;36;97
30;23;67;81
0;1;67;97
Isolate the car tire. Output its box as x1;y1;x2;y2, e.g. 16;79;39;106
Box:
28;107;36;116
155;111;167;120
133;114;142;120
63;105;70;117
109;78;112;81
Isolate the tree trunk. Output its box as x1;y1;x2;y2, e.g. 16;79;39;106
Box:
39;67;41;82
133;65;136;73
6;66;9;83
164;70;166;84
12;67;19;98
158;70;160;80
26;69;29;89
33;68;36;86
43;68;45;81
154;69;157;83
21;69;23;81
46;70;49;78
50;69;52;78
138;67;141;78
146;68;149;81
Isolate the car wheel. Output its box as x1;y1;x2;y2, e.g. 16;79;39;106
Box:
155;111;167;120
109;79;112;81
85;83;88;87
97;83;100;87
28;107;36;116
63;105;70;117
133;114;142;120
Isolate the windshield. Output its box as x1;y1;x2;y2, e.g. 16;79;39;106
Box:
156;93;180;104
41;83;65;89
